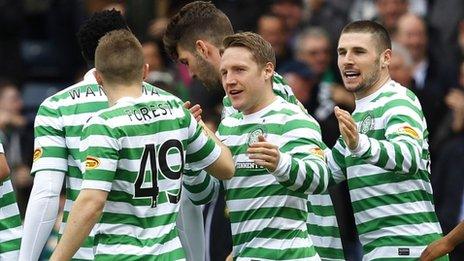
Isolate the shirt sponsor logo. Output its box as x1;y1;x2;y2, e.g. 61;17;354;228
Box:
310;147;325;160
33;148;42;162
236;161;265;170
85;156;100;170
397;126;419;139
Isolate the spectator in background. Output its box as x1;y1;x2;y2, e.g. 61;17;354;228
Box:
0;80;33;216
141;38;188;100
432;60;464;260
279;60;317;111
373;0;409;35
270;0;304;39
390;42;414;88
303;0;349;47
395;13;452;146
257;13;293;66
294;27;335;82
294;27;352;146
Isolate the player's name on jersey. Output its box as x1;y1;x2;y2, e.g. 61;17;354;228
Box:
125;102;174;122
68;84;161;100
236;161;265;170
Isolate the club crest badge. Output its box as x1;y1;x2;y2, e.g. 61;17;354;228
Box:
247;127;266;146
360;113;374;134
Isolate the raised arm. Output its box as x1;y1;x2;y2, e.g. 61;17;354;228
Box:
335;102;426;175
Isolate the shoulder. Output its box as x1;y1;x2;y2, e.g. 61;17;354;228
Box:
142;82;183;104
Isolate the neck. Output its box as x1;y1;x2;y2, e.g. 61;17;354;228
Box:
244;83;277;115
355;71;391;100
105;83;142;106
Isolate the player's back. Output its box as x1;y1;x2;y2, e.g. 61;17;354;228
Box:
32;70;171;259
80;93;201;260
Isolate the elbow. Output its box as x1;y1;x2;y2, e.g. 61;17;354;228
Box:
78;191;106;217
222;161;235;180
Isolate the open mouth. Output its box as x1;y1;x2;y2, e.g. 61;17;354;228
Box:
344;70;361;79
229;90;243;96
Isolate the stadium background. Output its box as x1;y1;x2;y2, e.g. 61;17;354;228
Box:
0;0;463;260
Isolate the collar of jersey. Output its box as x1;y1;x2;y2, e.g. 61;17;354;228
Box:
242;96;282;121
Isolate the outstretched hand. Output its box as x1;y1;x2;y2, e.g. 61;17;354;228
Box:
334;106;359;150
247;135;280;172
184;101;202;122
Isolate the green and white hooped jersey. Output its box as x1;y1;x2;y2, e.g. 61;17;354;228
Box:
186;97;329;260
31;69;168;260
327;80;445;260
223;72;344;260
80;94;220;260
0;142;22;260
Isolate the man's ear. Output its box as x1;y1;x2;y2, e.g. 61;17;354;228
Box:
263;62;275;80
195;40;209;58
142;64;149;80
94;70;104;86
381;49;392;68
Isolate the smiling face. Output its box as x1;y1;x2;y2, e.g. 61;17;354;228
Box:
337;32;390;98
220;46;274;114
177;45;221;89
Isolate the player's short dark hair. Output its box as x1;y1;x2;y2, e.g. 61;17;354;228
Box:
223;32;276;68
341;20;392;53
163;1;233;60
77;9;128;65
95;30;144;86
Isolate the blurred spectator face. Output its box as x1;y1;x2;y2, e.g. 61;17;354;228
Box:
337;32;382;93
177;46;221;89
296;36;331;76
376;0;408;32
283;72;313;103
257;16;287;57
396;14;427;63
271;1;303;32
142;42;163;72
390;53;413;87
0;85;23;113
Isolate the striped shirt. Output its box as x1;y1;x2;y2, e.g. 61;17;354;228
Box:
31;69;167;259
186;97;329;260
0;142;22;260
327;80;445;260
224;72;344;260
80;94;221;260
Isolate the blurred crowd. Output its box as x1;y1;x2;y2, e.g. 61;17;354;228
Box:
1;0;464;259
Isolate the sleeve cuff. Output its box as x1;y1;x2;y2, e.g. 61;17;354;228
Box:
271;152;291;179
349;133;370;157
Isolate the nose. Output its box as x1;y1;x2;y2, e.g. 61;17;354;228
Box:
224;72;237;86
341;51;355;66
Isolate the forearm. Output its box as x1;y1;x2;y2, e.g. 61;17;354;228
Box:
444;221;464;248
19;171;64;261
183;170;220;205
271;152;329;195
350;134;422;174
50;190;105;261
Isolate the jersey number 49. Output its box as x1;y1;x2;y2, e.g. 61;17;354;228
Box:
134;140;184;207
